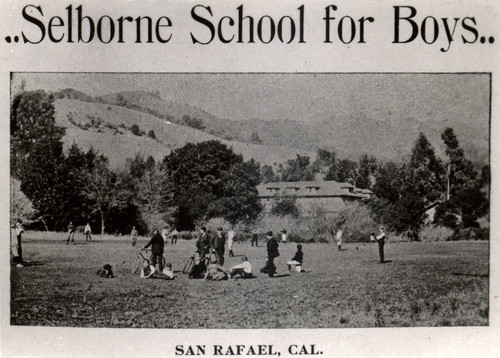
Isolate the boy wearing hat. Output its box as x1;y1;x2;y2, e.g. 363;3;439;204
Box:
261;231;279;277
287;244;304;272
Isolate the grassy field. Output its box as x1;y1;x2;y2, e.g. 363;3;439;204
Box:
10;231;488;328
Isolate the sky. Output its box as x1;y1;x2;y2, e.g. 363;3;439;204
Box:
11;72;490;125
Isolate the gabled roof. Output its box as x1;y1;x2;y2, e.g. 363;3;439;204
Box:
257;180;370;199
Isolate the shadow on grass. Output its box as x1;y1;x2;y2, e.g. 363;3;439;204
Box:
15;261;48;267
452;272;488;278
271;273;291;278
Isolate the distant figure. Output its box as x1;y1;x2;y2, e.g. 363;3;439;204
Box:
196;226;211;261
131;226;138;246
211;227;226;266
287;244;304;272
144;229;165;271
281;229;288;244
260;231;279;277
230;256;253;279
12;221;24;266
84;223;92;242
204;263;229;281
161;226;169;245
251;229;259;247
170;228;179;245
227;227;235;257
66;221;75;245
335;229;343;251
371;227;386;263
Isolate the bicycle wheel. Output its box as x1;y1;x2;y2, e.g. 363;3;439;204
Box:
183;256;195;274
132;255;141;274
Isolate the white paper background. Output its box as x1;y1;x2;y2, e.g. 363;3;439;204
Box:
0;0;498;356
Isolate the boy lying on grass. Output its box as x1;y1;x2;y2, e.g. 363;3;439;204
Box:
204;263;229;281
141;261;174;280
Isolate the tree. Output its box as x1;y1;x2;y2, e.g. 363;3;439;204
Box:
148;129;157;139
11;91;69;230
270;194;300;218
325;158;358;185
79;157;127;234
406;132;445;204
161;141;262;229
250;132;263;144
356;154;377;189
434;128;488;229
312;149;336;174
10;90;65;177
281;154;314;182
261;164;276;184
130;124;142;136
10;177;36;227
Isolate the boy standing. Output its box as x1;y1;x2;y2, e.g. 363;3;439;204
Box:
131;226;138;246
335;229;343;251
66;221;75;245
261;231;279;277
227;227;235;257
144;229;165;271
211;227;226;266
84;223;92;242
371;227;386;263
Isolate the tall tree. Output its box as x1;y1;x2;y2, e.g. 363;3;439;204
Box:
434;128;488;228
161;141;262;229
11;91;69;230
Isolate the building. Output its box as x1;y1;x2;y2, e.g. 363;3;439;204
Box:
257;180;372;216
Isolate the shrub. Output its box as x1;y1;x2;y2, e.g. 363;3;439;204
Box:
180;231;194;240
270;195;300;218
130;124;142;136
148;130;156;139
335;202;377;243
203;217;232;233
418;225;454;242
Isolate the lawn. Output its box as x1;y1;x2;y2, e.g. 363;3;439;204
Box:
10;231;488;328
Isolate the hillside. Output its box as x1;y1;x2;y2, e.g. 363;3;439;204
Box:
54;98;314;167
52;89;489;167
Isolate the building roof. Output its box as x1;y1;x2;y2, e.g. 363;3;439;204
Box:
257;180;372;199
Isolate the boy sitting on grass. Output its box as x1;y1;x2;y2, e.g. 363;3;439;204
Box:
141;261;175;280
229;256;253;279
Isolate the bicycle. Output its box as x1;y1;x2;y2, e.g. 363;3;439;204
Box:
131;248;166;274
182;249;218;274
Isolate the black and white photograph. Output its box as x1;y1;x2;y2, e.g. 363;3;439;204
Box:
9;72;490;329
